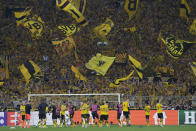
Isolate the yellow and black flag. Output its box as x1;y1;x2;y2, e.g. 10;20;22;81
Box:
71;65;87;82
128;55;143;79
180;0;191;21
14;8;45;39
71;0;87;14
161;35;195;59
85;53;115;76
189;19;196;35
56;0;88;27
109;70;135;88
190;62;196;77
19;60;41;84
14;7;32;26
93;18;114;41
57;24;78;37
124;0;140;20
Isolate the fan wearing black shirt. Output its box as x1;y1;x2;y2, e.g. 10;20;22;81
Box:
25;101;32;128
38;99;48;128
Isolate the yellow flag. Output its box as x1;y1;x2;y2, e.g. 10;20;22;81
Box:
189;19;196;35
180;0;191;21
14;8;32;26
93;18;114;40
109;70;135;88
56;0;88;26
128;55;143;79
190;62;196;77
14;8;44;39
19;60;41;84
124;0;139;20
58;24;77;37
71;65;87;82
85;53;115;76
23;15;45;39
71;0;87;14
0;82;3;86
161;34;194;59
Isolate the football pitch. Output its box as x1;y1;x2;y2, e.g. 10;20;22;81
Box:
1;125;196;131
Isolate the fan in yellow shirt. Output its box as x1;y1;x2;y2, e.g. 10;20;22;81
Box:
156;100;163;127
60;101;67;127
99;101;109;127
144;101;151;126
81;102;90;128
122;99;130;126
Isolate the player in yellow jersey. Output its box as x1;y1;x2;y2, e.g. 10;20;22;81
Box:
20;101;26;128
122;99;130;126
81;102;90;128
156;100;163;127
144;101;150;126
99;101;109;127
60;101;67;127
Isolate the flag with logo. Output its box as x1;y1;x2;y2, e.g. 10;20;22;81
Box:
180;0;191;21
85;53;115;76
19;60;41;84
190;62;196;77
56;0;88;27
161;34;195;59
124;0;140;20
128;55;143;79
52;37;79;61
93;18;114;41
189;19;196;35
71;65;87;82
14;8;45;39
109;70;135;88
58;24;78;37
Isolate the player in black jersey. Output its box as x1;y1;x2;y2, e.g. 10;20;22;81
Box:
25;101;32;128
49;101;57;127
38;99;48;128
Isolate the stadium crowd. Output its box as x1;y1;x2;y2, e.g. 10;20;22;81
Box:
0;0;196;111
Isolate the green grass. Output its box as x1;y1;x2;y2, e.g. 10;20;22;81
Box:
1;125;196;131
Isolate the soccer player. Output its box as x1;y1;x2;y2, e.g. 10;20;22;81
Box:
50;101;57;127
117;102;123;126
60;101;67;127
25;101;32;128
122;99;130;126
144;102;150;126
81;102;90;128
68;102;75;127
20;101;26;128
38;99;48;128
156;100;163;127
56;103;61;124
91;101;99;126
99;101;109;127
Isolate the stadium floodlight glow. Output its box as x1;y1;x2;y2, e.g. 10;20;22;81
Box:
28;93;121;104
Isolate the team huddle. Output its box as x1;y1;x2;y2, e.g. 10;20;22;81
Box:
19;99;164;128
